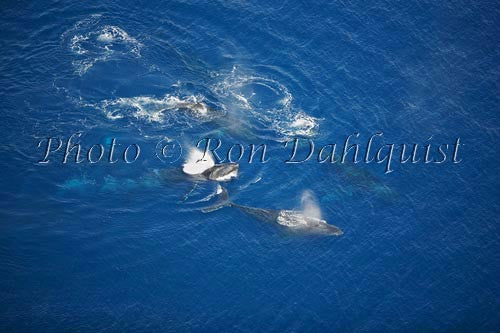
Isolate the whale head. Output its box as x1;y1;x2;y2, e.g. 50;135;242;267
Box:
203;163;239;182
276;211;343;236
307;217;343;236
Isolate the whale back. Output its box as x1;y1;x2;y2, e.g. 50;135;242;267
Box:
231;204;280;223
276;211;343;235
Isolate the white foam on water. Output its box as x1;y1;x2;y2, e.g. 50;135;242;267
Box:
62;15;142;75
211;66;319;139
96;94;221;125
182;147;215;175
278;112;319;137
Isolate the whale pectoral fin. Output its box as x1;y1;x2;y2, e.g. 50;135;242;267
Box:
201;185;231;213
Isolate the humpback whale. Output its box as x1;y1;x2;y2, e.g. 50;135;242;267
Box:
182;147;238;182
175;101;214;115
204;187;343;236
202;163;239;181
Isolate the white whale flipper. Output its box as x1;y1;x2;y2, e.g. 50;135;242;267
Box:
182;148;215;175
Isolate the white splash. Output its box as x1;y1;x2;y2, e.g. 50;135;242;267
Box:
277;112;319;138
182;147;215;175
300;190;322;219
97;94;219;124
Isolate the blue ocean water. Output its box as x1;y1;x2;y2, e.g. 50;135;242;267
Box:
1;1;499;332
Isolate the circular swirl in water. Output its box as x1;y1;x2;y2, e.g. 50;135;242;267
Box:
211;66;319;139
61;14;142;75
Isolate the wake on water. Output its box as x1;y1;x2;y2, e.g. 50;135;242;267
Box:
61;18;321;139
97;94;224;124
85;66;320;139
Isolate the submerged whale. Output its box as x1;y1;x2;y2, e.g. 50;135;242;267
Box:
204;187;343;236
175;101;214;115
